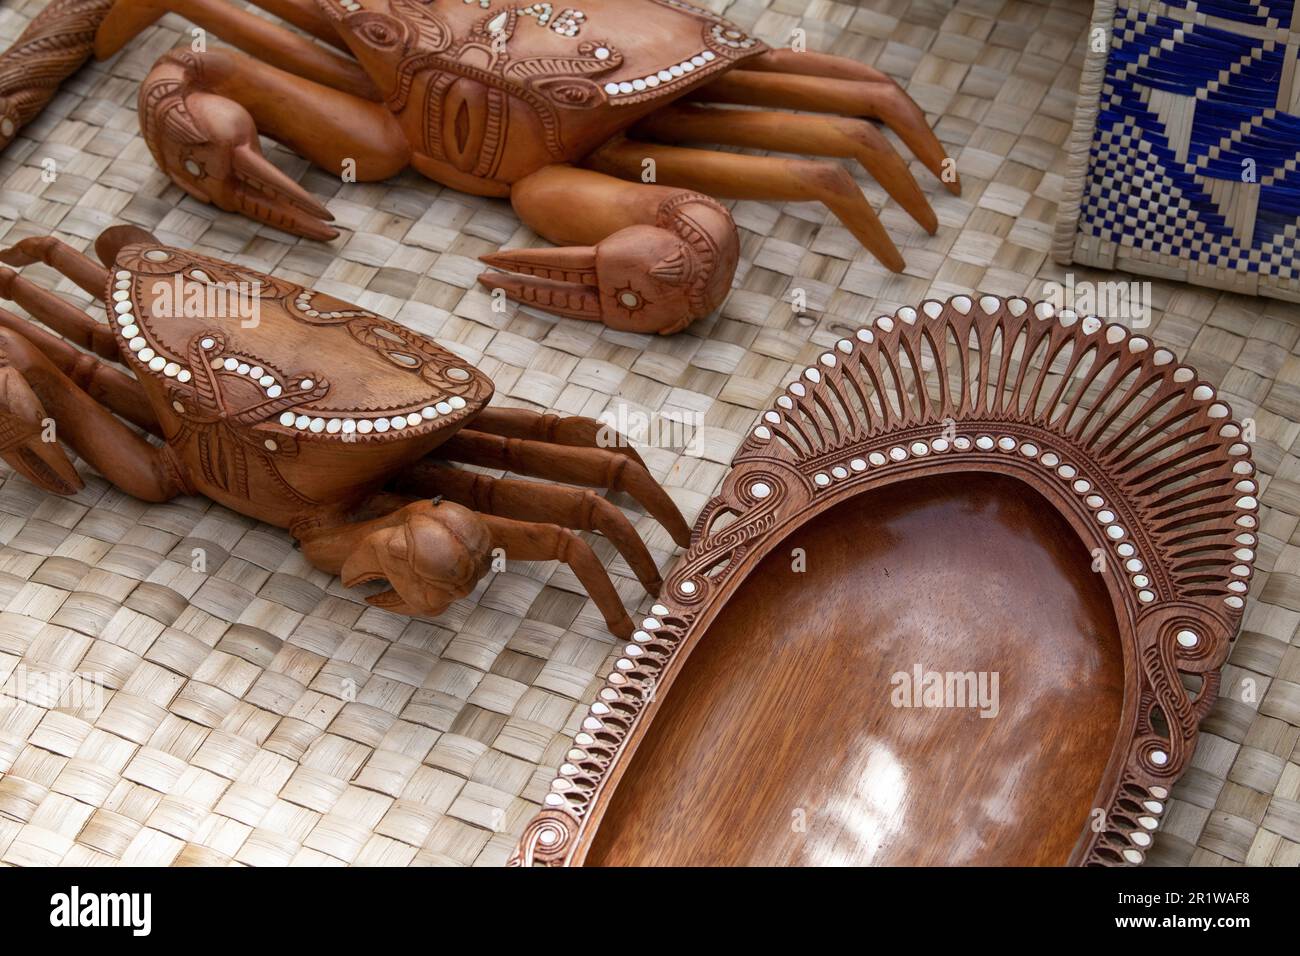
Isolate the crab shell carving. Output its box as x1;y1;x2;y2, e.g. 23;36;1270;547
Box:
0;226;691;638
0;0;959;334
513;294;1257;867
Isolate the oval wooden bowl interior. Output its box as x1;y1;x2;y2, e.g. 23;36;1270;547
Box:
585;471;1125;866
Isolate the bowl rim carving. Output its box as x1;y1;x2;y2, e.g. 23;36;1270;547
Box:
513;293;1256;867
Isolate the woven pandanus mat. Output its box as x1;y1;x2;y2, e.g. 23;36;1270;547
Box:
0;0;1296;867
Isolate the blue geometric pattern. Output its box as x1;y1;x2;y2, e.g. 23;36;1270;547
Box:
1080;0;1300;283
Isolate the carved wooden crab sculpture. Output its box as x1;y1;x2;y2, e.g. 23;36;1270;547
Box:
0;226;690;637
0;0;958;334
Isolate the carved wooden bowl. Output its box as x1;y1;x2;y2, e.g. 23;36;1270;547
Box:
514;294;1256;867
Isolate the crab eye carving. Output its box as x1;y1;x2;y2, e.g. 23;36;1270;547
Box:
615;287;646;313
533;77;602;108
349;12;407;49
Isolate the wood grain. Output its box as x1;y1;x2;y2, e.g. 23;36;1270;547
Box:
585;474;1124;866
0;0;958;327
514;293;1256;867
0;229;687;639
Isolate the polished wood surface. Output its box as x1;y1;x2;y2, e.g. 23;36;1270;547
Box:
0;0;112;151
0;228;690;640
0;0;960;329
514;293;1253;867
585;473;1125;866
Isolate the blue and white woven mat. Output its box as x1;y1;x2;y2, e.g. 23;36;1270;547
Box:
1056;0;1300;301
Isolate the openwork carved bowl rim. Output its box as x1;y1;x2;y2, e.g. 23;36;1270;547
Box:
513;293;1256;867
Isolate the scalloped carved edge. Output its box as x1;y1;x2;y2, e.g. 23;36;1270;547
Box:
511;294;1256;867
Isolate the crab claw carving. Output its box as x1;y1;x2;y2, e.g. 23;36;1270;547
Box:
0;366;82;495
479;196;737;335
340;500;493;617
139;51;337;241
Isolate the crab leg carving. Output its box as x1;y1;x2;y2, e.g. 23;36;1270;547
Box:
0;0;113;149
0;226;686;639
0;235;112;297
632;105;939;234
396;462;666;594
466;405;647;463
96;0;374;92
0;239;159;430
695;65;959;194
0;0;959;333
98;0;352;52
586;138;906;272
439;427;692;547
720;47;960;193
0;315;176;500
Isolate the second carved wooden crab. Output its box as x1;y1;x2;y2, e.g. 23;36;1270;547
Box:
0;225;690;637
3;0;959;335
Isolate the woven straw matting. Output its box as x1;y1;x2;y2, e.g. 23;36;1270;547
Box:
0;0;1296;868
